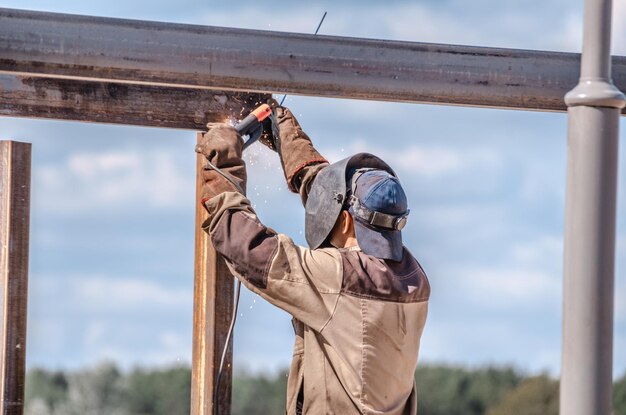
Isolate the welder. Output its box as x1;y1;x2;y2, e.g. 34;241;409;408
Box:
196;98;430;415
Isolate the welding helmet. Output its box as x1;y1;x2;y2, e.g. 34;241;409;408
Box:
305;153;409;261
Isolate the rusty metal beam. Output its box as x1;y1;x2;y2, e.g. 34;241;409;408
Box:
192;134;234;415
0;140;31;415
0;74;267;130
1;8;625;115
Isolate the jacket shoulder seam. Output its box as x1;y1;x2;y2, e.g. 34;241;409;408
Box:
319;254;344;333
262;237;280;288
360;298;367;412
341;289;430;303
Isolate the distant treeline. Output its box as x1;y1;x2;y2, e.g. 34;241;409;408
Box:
24;363;626;415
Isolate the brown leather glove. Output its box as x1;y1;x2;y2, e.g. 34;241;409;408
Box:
258;116;277;151
266;98;327;193
195;123;247;205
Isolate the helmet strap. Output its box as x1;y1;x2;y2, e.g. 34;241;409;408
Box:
349;196;409;231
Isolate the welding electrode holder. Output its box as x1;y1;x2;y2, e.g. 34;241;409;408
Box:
236;103;272;150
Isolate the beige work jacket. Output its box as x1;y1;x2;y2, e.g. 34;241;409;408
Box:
203;191;430;415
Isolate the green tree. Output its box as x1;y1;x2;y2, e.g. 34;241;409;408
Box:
415;365;521;415
232;369;288;415
124;365;191;415
24;369;69;414
26;362;626;415
486;375;558;415
57;362;127;415
614;371;626;415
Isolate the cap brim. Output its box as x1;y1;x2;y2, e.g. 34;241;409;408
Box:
354;218;404;261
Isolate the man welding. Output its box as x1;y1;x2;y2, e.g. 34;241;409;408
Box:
196;99;430;415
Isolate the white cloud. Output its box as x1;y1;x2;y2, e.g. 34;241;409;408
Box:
199;1;586;52
418;318;561;374
451;266;561;310
391;147;463;176
32;274;192;312
519;162;566;205
145;331;190;365
511;236;563;271
84;321;108;349
193;0;623;58
35;149;194;213
27;273;194;369
27;319;69;355
558;12;584;53
555;0;626;55
416;203;504;231
73;275;191;311
78;330;191;369
433;236;564;312
68;152;136;176
322;140;502;178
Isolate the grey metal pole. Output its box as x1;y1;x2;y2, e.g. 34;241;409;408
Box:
561;0;625;413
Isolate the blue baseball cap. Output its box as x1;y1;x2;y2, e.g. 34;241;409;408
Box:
348;169;409;262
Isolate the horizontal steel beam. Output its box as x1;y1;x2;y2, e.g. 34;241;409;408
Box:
0;75;267;129
0;7;624;119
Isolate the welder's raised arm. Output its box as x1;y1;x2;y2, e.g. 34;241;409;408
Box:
266;99;329;206
197;124;342;330
195;123;247;201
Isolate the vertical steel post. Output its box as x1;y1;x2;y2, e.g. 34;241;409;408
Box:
0;140;31;415
191;133;234;415
561;0;626;413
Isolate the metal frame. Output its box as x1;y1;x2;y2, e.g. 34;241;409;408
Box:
0;4;623;415
0;141;31;415
1;8;625;116
0;75;267;130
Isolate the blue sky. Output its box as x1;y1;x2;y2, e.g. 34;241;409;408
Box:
1;0;625;377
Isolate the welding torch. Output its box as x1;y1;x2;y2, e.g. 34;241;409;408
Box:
235;103;272;150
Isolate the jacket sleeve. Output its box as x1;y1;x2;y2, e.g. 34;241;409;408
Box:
203;192;342;332
268;101;328;207
292;162;328;206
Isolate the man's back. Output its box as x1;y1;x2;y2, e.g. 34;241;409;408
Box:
294;247;429;414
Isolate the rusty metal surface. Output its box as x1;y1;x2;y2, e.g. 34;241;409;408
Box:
192;135;233;415
0;140;31;415
0;7;625;114
0;74;268;129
